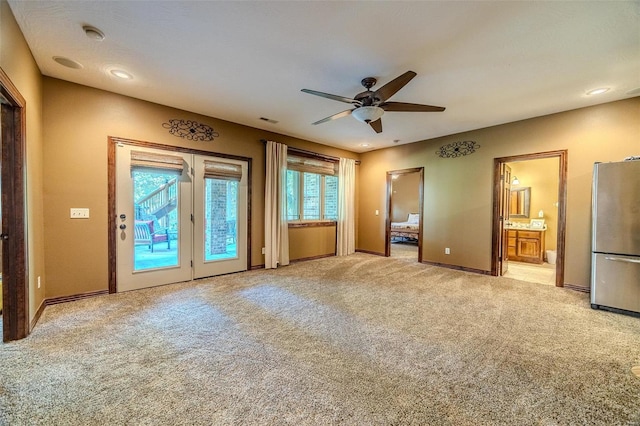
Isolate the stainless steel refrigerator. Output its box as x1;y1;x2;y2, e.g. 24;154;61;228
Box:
591;160;640;314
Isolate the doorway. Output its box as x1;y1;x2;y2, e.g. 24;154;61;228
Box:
0;68;29;342
109;138;250;293
385;167;424;261
492;151;567;287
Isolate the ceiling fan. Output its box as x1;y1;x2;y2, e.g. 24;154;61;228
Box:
301;71;445;134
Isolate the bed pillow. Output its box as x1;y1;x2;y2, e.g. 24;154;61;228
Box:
407;213;420;224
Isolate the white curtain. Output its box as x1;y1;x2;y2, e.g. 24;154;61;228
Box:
264;141;290;269
337;158;356;256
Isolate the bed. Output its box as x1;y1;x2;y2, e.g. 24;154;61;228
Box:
390;213;420;242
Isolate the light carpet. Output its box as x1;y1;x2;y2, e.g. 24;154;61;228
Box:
1;252;639;425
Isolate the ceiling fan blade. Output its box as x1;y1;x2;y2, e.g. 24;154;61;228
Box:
312;109;353;125
380;102;445;112
369;118;382;133
301;89;358;105
373;71;417;102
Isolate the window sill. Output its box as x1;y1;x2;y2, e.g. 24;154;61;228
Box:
288;221;337;228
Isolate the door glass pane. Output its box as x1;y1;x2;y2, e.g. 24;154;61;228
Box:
132;170;179;271
204;178;238;261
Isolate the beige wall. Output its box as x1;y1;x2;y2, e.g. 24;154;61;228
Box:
1;0;46;320
391;172;421;223
42;78;358;298
5;0;638;305
357;97;640;288
508;158;560;251
289;226;336;261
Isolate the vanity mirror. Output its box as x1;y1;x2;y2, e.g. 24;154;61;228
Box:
509;187;531;218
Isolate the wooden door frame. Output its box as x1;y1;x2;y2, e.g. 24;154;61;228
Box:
107;136;253;293
384;167;424;260
491;150;567;287
498;163;512;275
0;68;29;342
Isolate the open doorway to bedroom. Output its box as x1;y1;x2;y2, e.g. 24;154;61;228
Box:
385;167;424;262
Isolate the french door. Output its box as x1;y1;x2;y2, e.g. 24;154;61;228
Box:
115;144;247;292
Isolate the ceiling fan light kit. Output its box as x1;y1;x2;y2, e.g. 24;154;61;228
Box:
301;70;445;134
351;106;384;123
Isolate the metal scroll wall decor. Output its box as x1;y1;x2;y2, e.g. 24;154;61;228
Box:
436;140;480;158
162;119;220;141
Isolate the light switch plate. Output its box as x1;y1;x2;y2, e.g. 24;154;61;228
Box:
70;208;90;219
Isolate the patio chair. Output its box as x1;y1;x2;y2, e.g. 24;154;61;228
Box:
134;220;170;252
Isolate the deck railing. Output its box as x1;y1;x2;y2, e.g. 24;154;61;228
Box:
135;178;178;227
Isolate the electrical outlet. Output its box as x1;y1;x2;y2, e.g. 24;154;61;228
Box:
261;247;265;255
70;208;90;219
445;248;451;255
375;210;379;216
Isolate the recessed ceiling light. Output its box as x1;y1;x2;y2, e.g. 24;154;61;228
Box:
259;117;279;124
82;25;105;41
53;56;83;69
393;139;400;144
360;143;370;147
110;69;133;80
586;88;609;96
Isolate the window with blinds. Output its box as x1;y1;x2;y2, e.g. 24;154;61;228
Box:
286;154;338;222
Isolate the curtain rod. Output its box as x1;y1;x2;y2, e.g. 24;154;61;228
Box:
260;139;360;165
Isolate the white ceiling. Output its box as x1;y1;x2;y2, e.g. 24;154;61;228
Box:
8;1;640;153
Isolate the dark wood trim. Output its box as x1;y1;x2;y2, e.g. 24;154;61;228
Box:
110;136;252;162
355;248;385;256
0;68;26;106
384;167;424;260
287;146;339;163
290;253;335;263
261;139;361;165
250;264;265;270
564;284;589;293
107;136;253;293
490;159;502;277
46;290;109;305
107;139;117;293
421;260;492;276
556;151;568;288
30;300;46;331
1;67;29;342
491;150;568;287
288;221;337;228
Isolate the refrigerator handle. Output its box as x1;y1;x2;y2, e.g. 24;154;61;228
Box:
604;256;640;264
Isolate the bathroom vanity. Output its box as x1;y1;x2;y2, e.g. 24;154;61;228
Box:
507;229;546;264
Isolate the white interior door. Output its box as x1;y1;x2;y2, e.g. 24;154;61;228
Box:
116;144;192;292
116;144;248;291
192;155;248;279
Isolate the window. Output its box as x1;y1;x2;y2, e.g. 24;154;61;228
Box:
286;155;338;222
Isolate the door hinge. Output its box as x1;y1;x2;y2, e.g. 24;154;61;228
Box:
190;260;193;267
191;214;194;222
